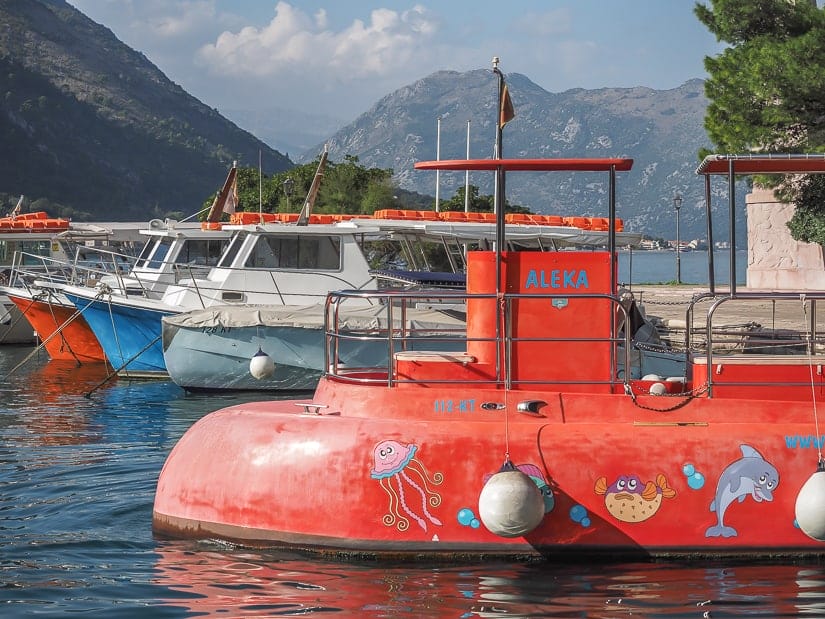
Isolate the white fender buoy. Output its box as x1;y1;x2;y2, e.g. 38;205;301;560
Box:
478;463;545;538
649;382;667;396
249;347;275;379
795;462;825;541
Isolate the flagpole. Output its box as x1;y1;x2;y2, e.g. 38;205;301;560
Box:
492;56;505;259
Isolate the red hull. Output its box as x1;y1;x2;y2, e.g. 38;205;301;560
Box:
7;293;106;362
153;377;825;559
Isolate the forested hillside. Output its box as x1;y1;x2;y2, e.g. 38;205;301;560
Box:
0;0;291;221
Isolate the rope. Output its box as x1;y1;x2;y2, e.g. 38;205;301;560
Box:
43;288;81;363
499;292;510;462
84;332;162;398
801;294;823;465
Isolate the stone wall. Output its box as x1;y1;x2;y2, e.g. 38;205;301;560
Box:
746;187;825;289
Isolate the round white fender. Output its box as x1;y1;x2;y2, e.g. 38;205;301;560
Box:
648;382;667;396
795;464;825;541
249;348;276;379
478;468;545;538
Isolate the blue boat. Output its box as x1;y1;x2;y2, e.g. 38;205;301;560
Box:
62;291;173;373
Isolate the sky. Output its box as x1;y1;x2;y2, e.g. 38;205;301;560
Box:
67;0;725;125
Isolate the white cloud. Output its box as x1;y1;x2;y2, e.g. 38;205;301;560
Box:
196;2;440;80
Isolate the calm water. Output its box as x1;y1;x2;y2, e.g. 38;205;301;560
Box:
619;249;747;286
4;299;825;617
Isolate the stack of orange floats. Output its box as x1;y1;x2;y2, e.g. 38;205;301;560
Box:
205;209;623;232
0;211;70;231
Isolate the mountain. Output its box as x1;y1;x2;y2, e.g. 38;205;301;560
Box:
221;106;347;161
0;0;291;221
300;70;733;242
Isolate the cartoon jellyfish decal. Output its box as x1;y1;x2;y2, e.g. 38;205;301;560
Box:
370;440;444;532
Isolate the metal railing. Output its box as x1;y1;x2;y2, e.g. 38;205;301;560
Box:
323;288;635;389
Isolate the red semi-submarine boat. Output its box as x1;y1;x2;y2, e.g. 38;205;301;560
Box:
154;153;825;560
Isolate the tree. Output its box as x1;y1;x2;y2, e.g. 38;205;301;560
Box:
202;156;399;218
696;0;825;243
439;184;532;214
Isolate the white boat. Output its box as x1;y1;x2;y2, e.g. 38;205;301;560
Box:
160;215;643;391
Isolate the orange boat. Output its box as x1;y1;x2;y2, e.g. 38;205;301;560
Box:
153;154;825;561
6;288;105;362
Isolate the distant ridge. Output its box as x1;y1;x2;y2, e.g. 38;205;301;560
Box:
300;70;725;241
0;0;291;220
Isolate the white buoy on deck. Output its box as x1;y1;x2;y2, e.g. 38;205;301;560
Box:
795;461;825;541
648;382;667;396
478;462;545;538
249;347;275;379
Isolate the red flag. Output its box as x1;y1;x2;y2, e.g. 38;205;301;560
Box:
499;84;515;128
222;175;238;214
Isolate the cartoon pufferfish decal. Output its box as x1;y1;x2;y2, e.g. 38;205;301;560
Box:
594;473;676;523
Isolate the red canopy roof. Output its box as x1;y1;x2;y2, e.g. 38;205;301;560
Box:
414;158;634;172
696;154;825;175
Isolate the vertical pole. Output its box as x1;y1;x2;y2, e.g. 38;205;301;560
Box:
465;120;471;213
728;158;736;296
705;175;715;295
435;116;442;213
493;61;505;257
676;206;681;283
609;165;616;294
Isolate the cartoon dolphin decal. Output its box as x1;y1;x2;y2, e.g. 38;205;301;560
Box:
705;444;779;538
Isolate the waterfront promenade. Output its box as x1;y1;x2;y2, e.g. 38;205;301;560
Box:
629;284;825;352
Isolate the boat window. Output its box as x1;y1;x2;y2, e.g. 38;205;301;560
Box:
133;240;156;268
244;235;341;270
217;232;246;268
19;240;53;265
176;239;227;266
145;238;173;269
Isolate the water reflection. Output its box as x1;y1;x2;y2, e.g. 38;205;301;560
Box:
2;360;112;446
152;543;825;617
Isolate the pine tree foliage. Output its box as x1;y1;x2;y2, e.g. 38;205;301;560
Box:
696;0;825;243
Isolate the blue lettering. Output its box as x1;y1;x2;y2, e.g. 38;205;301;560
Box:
784;435;825;448
522;268;592;290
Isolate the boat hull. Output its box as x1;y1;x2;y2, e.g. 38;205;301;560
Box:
0;294;37;344
163;322;325;390
7;292;106;362
161;305;466;392
63;292;172;373
153;378;825;560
